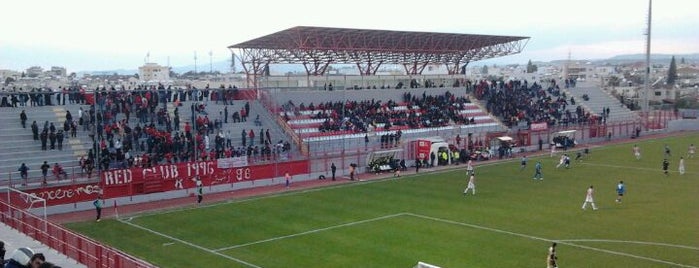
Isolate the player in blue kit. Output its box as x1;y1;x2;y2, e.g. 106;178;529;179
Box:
615;181;625;203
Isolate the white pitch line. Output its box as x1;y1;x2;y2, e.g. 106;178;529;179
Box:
118;219;262;268
131;158;522;219
404;213;698;268
557;239;699;251
127;133;666;220
580;162;699;175
213;213;406;252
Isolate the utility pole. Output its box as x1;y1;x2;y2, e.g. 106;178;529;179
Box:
643;0;652;112
209;51;213;73
194;51;198;74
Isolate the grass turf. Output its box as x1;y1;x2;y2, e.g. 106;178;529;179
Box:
66;133;699;267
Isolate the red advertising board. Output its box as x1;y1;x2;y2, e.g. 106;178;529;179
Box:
100;160;309;198
416;140;431;160
18;160;309;206
530;122;548;132
18;183;102;207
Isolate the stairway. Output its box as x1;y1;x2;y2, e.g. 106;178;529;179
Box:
560;82;640;122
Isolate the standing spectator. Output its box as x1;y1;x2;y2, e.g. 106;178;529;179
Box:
40;161;50;185
581;185;598;210
18;163;29;185
248;129;255;146
20;110;27;128
48;131;56;150
195;176;203;204
223;106;228;124
56;131;64;151
285;172;292;188
330;163;337;181
31;121;39;140
259;129;264;146
40;130;48;150
349;163;356;181
93;194;104;222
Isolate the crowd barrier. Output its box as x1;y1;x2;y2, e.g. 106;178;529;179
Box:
0;198;154;268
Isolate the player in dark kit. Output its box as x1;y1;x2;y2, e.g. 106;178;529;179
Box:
662;159;669;176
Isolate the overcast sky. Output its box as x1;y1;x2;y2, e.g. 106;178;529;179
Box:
1;0;697;72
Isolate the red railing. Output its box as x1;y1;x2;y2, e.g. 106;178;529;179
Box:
2;166;97;188
0;199;155;268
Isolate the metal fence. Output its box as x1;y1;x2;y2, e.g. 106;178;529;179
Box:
0;195;154;268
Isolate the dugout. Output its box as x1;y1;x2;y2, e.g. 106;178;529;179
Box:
551;130;577;149
490;136;515;159
366;149;403;173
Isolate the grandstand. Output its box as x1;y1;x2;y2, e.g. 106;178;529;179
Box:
561;82;641;122
0;88;297;187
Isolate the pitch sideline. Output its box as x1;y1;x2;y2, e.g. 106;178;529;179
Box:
117;218;263;268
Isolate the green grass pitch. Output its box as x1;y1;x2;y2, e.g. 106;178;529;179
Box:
66;133;699;268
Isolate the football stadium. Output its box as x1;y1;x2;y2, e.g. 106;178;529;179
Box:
1;26;698;268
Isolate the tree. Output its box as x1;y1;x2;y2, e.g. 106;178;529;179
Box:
526;60;538;73
667;56;678;85
4;77;15;86
607;76;620;87
480;65;488;75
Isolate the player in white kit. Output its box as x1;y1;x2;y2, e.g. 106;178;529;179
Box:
556;154;566;168
679;157;685;175
633;144;641;160
582;185;598;210
463;173;476;196
688;144;695;158
466;160;474;175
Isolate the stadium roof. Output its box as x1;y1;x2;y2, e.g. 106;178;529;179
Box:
228;26;529;76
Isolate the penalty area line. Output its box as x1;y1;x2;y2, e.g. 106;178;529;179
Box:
405;213;698;268
213;213;407;252
579;162;698;175
117;218;262;268
556;239;699;251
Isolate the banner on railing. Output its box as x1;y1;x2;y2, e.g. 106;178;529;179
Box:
530;122;548;131
100;160;309;198
16;183;102;206
217;156;248;168
14;160;309;206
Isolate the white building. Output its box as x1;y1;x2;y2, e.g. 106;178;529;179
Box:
26;66;44;78
138;63;170;82
50;66;67;77
0;69;21;81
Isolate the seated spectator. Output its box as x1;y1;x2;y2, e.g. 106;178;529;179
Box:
6;247;33;268
52;163;67;180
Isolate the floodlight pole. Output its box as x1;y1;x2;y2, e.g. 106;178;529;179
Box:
94;88;100;185
643;0;652;114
